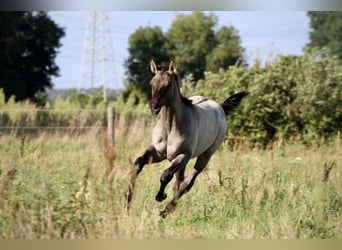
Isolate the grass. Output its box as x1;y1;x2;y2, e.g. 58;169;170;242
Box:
0;118;341;239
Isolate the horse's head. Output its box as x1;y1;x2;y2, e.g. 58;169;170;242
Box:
149;59;179;115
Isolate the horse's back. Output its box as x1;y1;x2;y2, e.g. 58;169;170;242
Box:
189;95;208;105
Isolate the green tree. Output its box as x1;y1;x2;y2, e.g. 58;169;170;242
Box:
124;26;169;103
124;12;245;101
165;12;217;80
306;11;342;60
0;11;65;104
0;12;26;101
206;26;246;72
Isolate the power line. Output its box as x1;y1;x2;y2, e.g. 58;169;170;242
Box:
78;11;117;103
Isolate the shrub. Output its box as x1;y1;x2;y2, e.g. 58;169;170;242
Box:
185;49;342;147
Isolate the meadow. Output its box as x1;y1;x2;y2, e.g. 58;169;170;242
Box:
0;116;341;239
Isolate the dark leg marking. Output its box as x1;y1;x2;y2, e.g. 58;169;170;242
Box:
155;154;190;202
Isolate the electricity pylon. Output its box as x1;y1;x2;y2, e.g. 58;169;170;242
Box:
78;11;116;103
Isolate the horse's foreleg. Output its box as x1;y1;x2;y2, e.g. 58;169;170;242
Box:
155;153;190;202
126;145;164;211
160;153;211;218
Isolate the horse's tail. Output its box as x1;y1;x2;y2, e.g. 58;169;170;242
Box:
221;91;249;116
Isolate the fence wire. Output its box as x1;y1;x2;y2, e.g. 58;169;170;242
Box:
0;108;109;135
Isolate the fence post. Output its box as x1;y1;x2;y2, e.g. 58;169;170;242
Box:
107;106;115;147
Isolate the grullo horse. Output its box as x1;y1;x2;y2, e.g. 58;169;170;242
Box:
126;59;248;218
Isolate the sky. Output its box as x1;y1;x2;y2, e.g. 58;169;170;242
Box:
48;11;310;90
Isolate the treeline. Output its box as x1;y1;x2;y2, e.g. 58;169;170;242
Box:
1;50;341;146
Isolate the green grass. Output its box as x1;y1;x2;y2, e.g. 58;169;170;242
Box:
0;122;341;239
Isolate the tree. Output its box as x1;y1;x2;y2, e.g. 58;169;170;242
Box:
165;12;217;81
206;26;246;72
124;26;169;102
124;12;245;101
0;13;25;101
306;11;342;60
0;12;65;104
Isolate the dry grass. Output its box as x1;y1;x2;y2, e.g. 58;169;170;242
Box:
0;117;341;239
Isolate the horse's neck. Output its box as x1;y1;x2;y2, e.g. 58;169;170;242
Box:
160;95;183;132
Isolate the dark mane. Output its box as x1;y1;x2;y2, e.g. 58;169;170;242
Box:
170;67;192;107
181;96;193;106
156;62;170;72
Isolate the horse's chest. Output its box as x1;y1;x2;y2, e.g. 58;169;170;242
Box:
152;134;167;156
166;132;187;159
152;128;188;160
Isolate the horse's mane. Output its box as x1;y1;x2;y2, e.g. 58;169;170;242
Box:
156;62;170;72
157;62;193;107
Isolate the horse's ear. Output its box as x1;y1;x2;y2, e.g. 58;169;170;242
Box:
150;59;158;74
168;60;177;73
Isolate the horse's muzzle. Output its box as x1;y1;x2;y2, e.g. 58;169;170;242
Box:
149;100;161;115
151;106;161;115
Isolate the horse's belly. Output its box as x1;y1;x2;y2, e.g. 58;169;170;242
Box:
192;127;225;157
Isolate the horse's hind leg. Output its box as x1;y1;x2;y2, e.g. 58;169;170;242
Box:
173;168;185;194
160;152;211;218
126;145;164;211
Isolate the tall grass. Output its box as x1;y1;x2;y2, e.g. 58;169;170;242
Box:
0;118;341;238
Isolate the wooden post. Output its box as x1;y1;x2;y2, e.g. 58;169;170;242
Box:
107;106;115;147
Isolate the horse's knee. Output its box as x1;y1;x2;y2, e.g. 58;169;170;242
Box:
160;169;173;184
133;156;144;174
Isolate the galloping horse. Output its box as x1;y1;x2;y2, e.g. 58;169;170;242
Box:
126;59;248;218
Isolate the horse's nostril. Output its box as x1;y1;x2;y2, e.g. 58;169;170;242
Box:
152;100;160;109
153;106;161;115
149;101;161;115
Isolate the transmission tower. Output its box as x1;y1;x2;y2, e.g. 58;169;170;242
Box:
78;11;117;102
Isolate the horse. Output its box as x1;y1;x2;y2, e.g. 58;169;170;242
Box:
125;59;248;218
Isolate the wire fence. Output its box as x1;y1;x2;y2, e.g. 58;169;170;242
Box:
0;108;116;144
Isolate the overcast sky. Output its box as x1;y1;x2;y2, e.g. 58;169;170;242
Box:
48;11;310;90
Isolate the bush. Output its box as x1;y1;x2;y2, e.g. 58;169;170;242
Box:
113;85;150;118
185;49;342;147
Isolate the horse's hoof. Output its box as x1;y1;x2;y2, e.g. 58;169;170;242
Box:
155;192;167;202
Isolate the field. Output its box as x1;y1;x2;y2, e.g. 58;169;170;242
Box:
0;117;341;239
